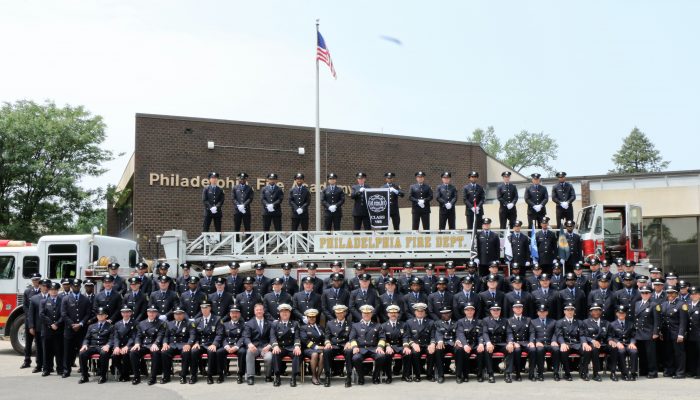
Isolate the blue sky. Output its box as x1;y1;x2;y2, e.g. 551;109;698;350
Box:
1;0;698;187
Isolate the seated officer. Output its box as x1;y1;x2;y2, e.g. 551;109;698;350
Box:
528;304;558;381
322;304;353;387
555;302;588;381
434;306;458;383
481;304;510;383
608;305;638;381
129;306;165;385
160;306;195;384
216;304;247;384
300;309;325;385
349;304;386;386
581;302;612;381
380;304;410;383
242;303;273;385
270;304;301;387
455;302;484;382
191;300;222;384
506;300;531;382
78;307;114;384
404;303;435;382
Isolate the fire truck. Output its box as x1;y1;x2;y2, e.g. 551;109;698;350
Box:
0;234;139;353
576;203;648;267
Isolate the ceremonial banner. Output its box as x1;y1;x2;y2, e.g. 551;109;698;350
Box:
364;188;390;229
313;232;471;253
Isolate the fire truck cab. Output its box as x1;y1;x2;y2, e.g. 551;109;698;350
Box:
576;203;647;266
0;234;138;353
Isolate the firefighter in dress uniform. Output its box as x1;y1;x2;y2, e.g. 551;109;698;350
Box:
463;171;485;229
202;172;224;233
409;171;433;231
436;171;458;230
525;173;548;229
322;173;345;231
381;172;404;230
497;171;518;229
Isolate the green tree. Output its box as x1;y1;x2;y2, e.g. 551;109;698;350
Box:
468;127;559;175
467;126;501;157
0;100;114;241
610;127;669;174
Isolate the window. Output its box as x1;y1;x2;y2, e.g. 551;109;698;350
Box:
643;217;699;281
628;206;643;250
0;256;15;279
48;244;77;280
92;245;99;262
129;250;137;267
22;256;40;278
577;207;594;234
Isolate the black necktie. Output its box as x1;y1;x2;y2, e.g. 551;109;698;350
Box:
98;323;103;331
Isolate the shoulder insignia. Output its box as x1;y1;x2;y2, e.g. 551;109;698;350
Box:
656;305;661;312
682;304;688;311
615;277;620;283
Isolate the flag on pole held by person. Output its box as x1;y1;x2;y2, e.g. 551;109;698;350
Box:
530;222;539;263
558;226;571;261
316;31;336;79
503;227;513;262
469;199;478;259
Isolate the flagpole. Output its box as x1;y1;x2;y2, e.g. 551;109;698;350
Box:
314;19;322;231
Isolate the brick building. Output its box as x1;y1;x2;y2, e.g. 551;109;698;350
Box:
108;113;491;253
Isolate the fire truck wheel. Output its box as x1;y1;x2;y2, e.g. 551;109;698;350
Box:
10;314;26;354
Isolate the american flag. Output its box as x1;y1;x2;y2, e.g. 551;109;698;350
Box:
316;31;336;79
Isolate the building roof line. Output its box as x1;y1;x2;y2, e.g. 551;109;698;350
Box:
135;113;480;147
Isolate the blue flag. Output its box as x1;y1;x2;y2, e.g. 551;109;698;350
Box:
558;226;571;261
530;223;539;263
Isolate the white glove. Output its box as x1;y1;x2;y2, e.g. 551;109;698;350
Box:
390;188;399;194
474;258;480;265
418;199;425;208
296;208;303;215
302;316;308;324
445;202;452;210
561;201;569;209
506;203;514;210
237;204;245;213
472;206;479;213
525;261;531;267
210;206;217;214
329;205;337;213
266;204;275;212
359;187;365;192
158;315;167;321
533;204;542;212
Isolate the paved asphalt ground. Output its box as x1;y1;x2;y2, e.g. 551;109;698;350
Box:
0;338;696;400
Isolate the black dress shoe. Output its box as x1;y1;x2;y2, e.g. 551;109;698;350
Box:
553;373;560;381
672;375;686;379
20;361;31;369
488;375;495;383
189;377;197;384
345;378;352;387
592;374;602;382
324;376;331;387
265;376;273;382
180;377;187;384
413;376;421;382
564;374;573;381
456;376;464;384
515;374;522;382
273;376;281;387
207;376;214;385
610;373;618;382
528;374;536;382
147;379;156;385
372;377;380;384
41;371;50;377
357;377;365;385
237;375;244;384
160;377;170;384
428;375;436;382
290;378;297;387
631;373;637;381
537;374;544;381
504;374;512;383
132;378;141;385
32;367;42;373
437;376;445;384
217;375;224;384
663;372;672;377
477;375;484;382
98;377;107;384
581;373;590;381
61;373;70;378
384;377;392;384
402;376;412;382
78;377;89;384
647;373;658;379
247;377;254;385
